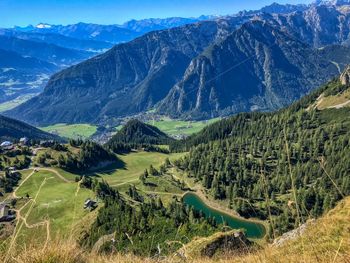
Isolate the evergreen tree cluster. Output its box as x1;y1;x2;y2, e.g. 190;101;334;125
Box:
106;119;173;154
171;80;350;237
0;170;21;193
57;141;116;172
80;181;218;256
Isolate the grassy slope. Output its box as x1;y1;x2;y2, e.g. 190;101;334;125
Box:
4;151;186;246
95;151;184;186
0;94;37;113
3;196;349;262
11;170;93;245
40;123;97;139
147;117;220;136
317;87;350;109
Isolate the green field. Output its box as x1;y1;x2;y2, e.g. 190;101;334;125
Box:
0;94;36;112
147;117;220;136
89;151;185;186
40;123;98;139
13;170;93;245
7;150;187;246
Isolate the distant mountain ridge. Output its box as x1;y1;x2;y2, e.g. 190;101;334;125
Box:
0;29;113;52
12;16;215;44
0;35;92;66
0;35;96;106
0;16;218;107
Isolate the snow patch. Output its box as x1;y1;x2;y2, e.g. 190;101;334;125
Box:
91;31;101;37
36;23;52;29
1;68;16;73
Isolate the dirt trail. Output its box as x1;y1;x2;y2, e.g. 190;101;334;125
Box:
142;190;183;196
327;100;350;109
35;167;71;183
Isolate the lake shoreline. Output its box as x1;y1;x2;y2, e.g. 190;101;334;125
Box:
182;191;267;239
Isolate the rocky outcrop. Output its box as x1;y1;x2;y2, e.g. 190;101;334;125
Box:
340;65;350;85
178;230;252;259
200;231;251;257
272;219;315;247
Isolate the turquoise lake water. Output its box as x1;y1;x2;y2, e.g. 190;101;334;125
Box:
182;192;266;239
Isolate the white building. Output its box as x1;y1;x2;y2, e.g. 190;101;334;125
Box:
19;137;29;145
0;141;13;150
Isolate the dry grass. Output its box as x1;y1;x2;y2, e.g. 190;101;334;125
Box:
317;88;350;110
2;197;349;263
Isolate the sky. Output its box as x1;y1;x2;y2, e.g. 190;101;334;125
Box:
0;0;314;28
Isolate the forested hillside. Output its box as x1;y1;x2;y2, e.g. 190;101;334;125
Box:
106;120;173;153
79;180;219;256
0;114;60;141
170;77;350;237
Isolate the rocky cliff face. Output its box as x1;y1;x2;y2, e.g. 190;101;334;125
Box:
157;21;347;119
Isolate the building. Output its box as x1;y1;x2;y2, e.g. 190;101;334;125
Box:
0;203;10;221
0;141;13;150
19;137;29;145
84;198;97;211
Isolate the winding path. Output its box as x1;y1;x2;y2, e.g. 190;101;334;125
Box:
35;167;71;183
4;166;71;259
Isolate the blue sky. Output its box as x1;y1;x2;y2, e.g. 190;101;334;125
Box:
0;0;313;28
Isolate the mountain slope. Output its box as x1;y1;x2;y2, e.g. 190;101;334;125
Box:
168;70;350;243
0;115;60;141
0;49;56;72
106;119;173;145
0;29;113;52
8;3;350;125
18;22;142;44
121;16;215;33
0;49;58;103
170;70;350;150
0;35;93;66
157;21;347;119
6;17;251;125
266;4;350;48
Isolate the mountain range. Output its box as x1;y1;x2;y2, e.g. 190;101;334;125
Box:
0;16;216;107
4;1;350;125
6;1;350;125
157;21;350;119
12;16;215;44
0;35;96;106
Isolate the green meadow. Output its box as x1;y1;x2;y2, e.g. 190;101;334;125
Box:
40;123;98;139
147;117;219;136
9;150;187;245
13;170;93;244
0;94;36;113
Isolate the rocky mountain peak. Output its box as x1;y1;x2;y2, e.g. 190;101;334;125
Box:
315;0;350;6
